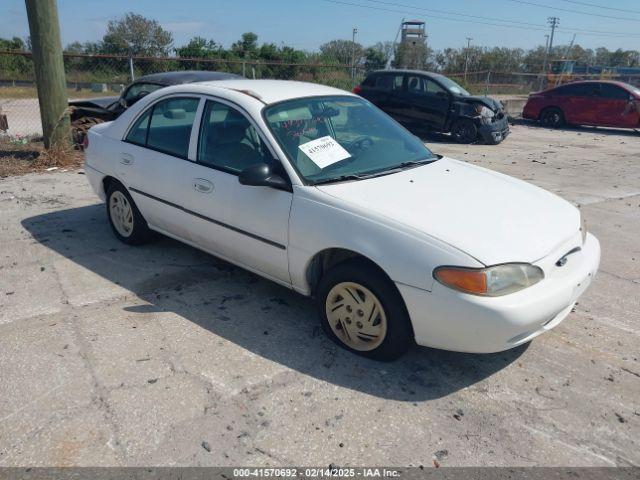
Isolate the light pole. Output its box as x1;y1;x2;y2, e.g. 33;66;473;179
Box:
351;27;358;78
464;37;472;82
539;18;559;90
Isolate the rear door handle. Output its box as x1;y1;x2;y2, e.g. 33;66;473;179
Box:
120;153;134;165
193;178;214;194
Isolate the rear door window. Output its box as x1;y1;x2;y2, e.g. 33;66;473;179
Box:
373;74;404;92
146;97;200;158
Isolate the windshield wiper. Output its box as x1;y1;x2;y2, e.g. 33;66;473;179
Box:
364;157;438;178
311;157;438;185
311;174;366;185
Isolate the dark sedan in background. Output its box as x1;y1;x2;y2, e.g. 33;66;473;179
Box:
69;70;243;143
523;80;640;129
353;69;509;144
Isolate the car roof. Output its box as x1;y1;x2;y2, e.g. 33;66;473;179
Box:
180;79;355;105
550;79;633;89
135;70;244;85
367;69;449;80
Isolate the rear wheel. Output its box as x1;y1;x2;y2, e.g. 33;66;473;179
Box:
317;260;413;361
451;119;478;144
539;107;565;128
106;181;154;245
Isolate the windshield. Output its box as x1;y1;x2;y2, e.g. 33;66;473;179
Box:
264;96;436;184
437;76;470;96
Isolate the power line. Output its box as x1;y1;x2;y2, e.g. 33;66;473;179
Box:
504;0;640;23
360;0;546;29
559;0;640;15
322;0;547;32
323;0;640;38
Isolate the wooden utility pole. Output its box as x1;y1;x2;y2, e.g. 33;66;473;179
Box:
24;0;69;148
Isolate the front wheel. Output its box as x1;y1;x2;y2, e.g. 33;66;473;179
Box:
451;119;478;144
317;260;413;361
539;107;565;128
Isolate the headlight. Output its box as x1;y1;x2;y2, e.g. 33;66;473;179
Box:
475;104;495;118
434;263;544;297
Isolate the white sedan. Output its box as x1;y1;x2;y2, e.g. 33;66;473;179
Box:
84;79;600;360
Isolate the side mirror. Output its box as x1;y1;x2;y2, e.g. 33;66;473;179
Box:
239;163;290;191
436;91;448;98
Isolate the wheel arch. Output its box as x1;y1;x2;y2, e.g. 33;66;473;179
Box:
102;175;116;194
309;247;417;347
305;247;395;298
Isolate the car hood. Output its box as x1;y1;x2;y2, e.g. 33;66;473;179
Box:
68;96;119;110
462;95;502;111
315;157;580;265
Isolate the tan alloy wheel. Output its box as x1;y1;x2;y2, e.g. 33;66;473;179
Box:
109;191;134;237
325;281;387;351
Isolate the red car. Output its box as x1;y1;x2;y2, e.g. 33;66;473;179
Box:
523;80;640;129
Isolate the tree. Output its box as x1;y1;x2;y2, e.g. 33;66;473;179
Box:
0;36;26;50
64;41;84;53
231;32;258;58
364;41;395;70
364;47;386;71
175;37;221;58
101;13;173;56
319;39;363;64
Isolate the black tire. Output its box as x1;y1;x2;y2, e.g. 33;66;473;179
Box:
317;260;413;361
539;107;565;128
451;118;478;144
105;181;154;245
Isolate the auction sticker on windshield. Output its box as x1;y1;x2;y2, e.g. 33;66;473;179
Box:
299;136;351;169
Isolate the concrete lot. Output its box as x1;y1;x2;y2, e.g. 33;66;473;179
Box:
0;123;638;467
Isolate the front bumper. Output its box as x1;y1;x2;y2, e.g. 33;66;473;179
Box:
478;114;510;144
398;232;601;353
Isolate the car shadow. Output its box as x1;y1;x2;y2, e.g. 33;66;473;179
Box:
21;204;527;401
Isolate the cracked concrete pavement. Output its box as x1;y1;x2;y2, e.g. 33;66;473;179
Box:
0;123;638;467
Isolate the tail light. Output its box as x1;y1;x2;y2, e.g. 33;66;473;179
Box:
353;85;362;95
82;133;89;150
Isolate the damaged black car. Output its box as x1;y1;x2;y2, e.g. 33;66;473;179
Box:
354;69;509;144
69;70;243;144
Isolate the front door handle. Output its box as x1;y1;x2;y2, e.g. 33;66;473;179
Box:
120;153;134;165
193;178;214;194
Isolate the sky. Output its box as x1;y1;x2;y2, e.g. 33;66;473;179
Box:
2;0;640;52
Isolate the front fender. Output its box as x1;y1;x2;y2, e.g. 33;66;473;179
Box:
288;187;482;295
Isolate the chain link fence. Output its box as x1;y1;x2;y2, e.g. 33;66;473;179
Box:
0;51;365;138
2;50;640;137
